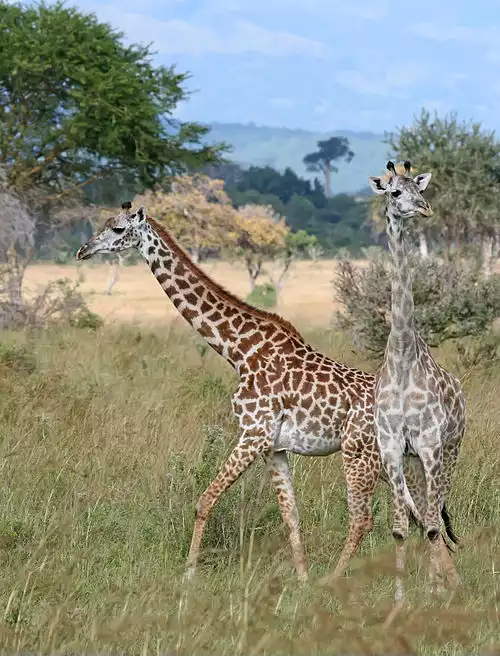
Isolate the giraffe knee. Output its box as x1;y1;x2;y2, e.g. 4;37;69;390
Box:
194;494;212;521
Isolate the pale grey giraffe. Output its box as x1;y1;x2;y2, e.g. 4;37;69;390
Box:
368;161;466;601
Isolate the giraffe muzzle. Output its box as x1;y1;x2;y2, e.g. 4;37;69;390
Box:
419;203;433;218
76;244;93;260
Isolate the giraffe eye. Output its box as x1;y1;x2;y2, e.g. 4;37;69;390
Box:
113;227;126;234
391;190;402;198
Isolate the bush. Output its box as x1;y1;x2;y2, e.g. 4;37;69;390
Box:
334;251;500;359
246;282;277;309
0;276;102;331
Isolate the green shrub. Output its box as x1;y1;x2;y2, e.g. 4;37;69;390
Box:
334;251;500;359
246;283;277;309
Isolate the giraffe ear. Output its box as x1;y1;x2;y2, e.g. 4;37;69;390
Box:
136;206;146;222
414;172;432;191
368;176;388;195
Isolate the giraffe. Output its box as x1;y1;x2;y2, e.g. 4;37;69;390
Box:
76;201;458;583
368;161;466;600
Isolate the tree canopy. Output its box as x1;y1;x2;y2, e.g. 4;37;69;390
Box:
382;109;500;272
133;175;235;262
203;161;371;255
0;1;226;200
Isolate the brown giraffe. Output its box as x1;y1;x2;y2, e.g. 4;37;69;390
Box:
76;201;458;583
368;161;466;600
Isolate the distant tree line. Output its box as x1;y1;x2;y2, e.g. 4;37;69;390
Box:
199;160;372;256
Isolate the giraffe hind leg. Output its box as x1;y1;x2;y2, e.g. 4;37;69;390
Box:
330;452;379;579
322;412;380;583
265;451;308;582
376;429;412;601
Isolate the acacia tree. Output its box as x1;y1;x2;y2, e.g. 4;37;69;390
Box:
230;204;316;302
268;229;318;300
231;204;288;291
303;137;354;197
134;174;235;262
0;168;35;318
0;1;225;213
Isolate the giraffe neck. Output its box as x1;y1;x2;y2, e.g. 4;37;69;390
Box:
386;207;417;359
137;217;305;372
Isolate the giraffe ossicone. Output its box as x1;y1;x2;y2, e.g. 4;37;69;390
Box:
369;161;466;600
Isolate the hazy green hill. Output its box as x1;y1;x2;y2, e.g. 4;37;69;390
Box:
205;122;391;194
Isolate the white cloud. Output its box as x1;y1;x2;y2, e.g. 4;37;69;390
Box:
203;0;388;21
334;63;428;96
411;21;500;45
88;4;327;57
269;97;295;108
313;99;330;116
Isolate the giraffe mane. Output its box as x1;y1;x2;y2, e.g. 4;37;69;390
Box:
146;217;307;343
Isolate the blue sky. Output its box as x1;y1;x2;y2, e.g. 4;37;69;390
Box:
67;0;500;132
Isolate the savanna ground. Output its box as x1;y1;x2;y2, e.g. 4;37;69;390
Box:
0;259;498;654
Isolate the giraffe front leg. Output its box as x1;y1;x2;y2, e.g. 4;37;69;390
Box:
265;451;308;582
376;428;410;602
417;432;446;595
185;428;272;581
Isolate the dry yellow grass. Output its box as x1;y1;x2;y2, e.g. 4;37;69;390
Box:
22;258;367;330
0;257;497;654
0;325;497;654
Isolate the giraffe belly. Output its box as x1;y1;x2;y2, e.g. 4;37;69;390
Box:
275;420;342;456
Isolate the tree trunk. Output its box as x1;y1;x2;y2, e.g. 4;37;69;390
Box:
418;229;429;259
246;256;262;292
6;248;22;307
324;163;331;197
269;256;292;307
481;234;495;279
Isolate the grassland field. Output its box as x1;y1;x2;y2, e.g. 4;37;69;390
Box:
0;258;498;654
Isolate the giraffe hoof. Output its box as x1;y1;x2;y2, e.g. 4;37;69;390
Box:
427;528;440;541
297;570;309;584
183;565;196;584
383;598;405;629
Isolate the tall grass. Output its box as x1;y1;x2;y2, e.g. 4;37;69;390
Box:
0;325;498;654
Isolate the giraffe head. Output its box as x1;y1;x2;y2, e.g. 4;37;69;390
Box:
368;161;433;220
76;201;147;260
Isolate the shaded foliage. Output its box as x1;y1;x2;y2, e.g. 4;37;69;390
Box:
0;1;225;204
203;162;372;255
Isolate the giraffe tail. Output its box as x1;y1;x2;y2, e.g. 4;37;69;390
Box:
441;503;460;553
